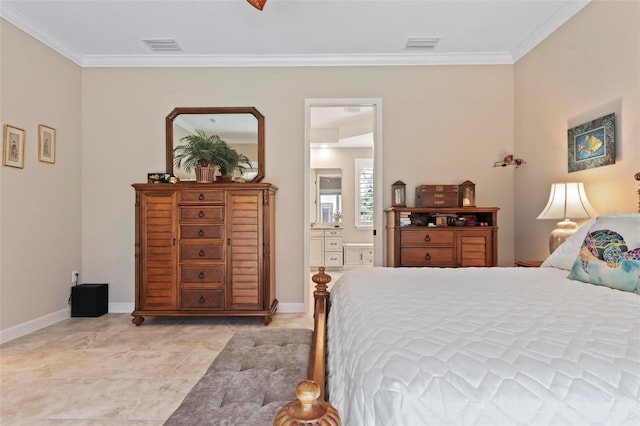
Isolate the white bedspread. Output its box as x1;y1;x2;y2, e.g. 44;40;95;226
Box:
327;267;640;426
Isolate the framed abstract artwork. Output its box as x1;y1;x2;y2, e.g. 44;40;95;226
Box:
3;124;25;169
38;124;56;164
567;113;615;173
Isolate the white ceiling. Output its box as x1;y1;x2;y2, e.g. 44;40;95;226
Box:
0;0;590;67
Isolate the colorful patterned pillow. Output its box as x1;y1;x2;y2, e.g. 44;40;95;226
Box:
567;214;640;294
541;218;596;270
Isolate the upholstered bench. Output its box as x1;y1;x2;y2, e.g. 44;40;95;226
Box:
164;328;312;425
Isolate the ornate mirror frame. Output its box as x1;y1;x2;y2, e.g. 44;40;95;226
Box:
166;106;265;183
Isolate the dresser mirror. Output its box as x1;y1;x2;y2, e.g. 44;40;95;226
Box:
166;107;265;182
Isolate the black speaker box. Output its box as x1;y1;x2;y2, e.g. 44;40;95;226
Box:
71;283;108;317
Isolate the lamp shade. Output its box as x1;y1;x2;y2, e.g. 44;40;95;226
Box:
537;182;598;253
537;182;598;220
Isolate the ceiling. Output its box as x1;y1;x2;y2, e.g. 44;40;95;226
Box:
0;0;590;67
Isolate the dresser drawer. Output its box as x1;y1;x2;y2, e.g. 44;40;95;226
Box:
400;247;455;266
180;224;224;240
180;242;224;261
180;190;224;204
180;206;224;222
325;251;343;266
401;230;454;246
180;289;224;309
325;237;343;252
325;229;343;237
180;265;225;284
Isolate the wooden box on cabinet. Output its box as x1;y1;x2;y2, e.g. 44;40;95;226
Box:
132;183;277;325
385;206;498;268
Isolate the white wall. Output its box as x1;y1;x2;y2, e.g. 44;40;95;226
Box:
79;65;515;310
514;0;640;261
0;19;82;336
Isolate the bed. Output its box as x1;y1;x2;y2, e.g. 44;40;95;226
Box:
276;209;640;426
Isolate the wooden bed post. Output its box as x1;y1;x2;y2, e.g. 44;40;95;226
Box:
274;267;341;425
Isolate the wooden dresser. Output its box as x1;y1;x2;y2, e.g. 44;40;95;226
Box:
132;183;277;325
386;207;499;267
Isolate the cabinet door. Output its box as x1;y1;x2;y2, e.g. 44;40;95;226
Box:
138;191;177;310
309;236;324;267
227;190;262;310
456;229;494;267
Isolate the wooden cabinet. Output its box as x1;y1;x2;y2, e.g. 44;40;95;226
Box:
133;183;277;325
386;207;498;267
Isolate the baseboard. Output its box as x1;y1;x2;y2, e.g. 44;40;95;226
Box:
0;301;306;344
277;303;306;314
109;302;134;313
0;308;70;344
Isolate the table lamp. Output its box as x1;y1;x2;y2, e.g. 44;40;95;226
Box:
537;182;598;253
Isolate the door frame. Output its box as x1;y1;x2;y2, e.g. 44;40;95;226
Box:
303;98;383;313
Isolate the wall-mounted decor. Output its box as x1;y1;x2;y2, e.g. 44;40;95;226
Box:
567;113;615;173
493;154;526;168
38;124;56;164
3;124;25;169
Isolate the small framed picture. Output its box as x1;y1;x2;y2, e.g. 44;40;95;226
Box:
38;124;56;164
3;124;25;169
567;113;615;173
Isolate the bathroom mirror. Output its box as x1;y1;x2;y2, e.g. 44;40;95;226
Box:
166;107;264;182
315;170;342;223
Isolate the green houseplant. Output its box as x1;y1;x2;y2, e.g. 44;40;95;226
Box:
173;130;251;183
215;144;252;182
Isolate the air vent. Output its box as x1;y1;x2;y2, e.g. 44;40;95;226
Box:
344;106;361;113
142;38;182;52
405;37;440;50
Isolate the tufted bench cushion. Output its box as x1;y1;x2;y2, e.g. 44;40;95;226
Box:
164;328;312;425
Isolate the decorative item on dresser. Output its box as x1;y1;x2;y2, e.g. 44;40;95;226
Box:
131;182;277;326
391;180;406;207
386;206;499;267
536;182;598;253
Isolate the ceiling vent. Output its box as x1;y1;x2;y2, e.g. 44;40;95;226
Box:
405;37;440;50
142;38;182;52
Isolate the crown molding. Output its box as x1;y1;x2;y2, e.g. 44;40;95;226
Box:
0;2;83;65
80;51;514;68
511;0;590;63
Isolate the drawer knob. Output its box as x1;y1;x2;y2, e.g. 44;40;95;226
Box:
198;272;205;279
424;235;431;242
199;249;205;257
425;252;431;261
199;296;205;303
198;210;205;218
198;229;205;237
199;193;205;200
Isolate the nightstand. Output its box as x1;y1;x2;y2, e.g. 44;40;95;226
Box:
515;260;543;268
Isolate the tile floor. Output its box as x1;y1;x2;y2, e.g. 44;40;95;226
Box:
0;313;313;425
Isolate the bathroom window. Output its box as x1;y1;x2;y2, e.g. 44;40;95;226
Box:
355;158;373;227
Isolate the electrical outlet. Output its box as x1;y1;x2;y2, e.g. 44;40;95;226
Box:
71;270;79;285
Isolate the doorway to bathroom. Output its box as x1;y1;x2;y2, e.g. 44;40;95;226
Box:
304;98;383;311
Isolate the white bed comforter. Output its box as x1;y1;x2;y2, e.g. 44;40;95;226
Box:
327;267;640;426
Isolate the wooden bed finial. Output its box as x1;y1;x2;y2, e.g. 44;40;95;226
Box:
312;266;331;295
273;380;341;425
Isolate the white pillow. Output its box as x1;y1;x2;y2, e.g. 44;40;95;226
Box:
541;218;596;270
567;214;640;293
541;213;639;270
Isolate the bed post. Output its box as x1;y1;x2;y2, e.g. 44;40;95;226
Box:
274;267;341;425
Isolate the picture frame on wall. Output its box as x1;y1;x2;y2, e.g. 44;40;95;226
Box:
567;113;615;173
38;124;56;164
3;124;25;169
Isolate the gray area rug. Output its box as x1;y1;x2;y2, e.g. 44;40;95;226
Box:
164;328;312;425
